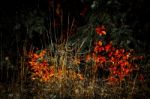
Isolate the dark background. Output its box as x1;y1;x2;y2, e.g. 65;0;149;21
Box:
0;0;150;42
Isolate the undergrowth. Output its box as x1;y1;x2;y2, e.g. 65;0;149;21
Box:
25;24;145;98
0;0;149;98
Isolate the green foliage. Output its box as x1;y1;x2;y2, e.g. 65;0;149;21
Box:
69;0;142;52
14;9;47;38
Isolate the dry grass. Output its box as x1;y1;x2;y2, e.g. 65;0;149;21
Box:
20;38;145;99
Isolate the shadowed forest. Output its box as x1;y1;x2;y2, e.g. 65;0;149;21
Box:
0;0;150;98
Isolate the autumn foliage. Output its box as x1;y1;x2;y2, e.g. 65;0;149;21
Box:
28;49;84;82
86;25;144;84
28;25;143;85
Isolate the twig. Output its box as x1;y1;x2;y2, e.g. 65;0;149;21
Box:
131;73;138;95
